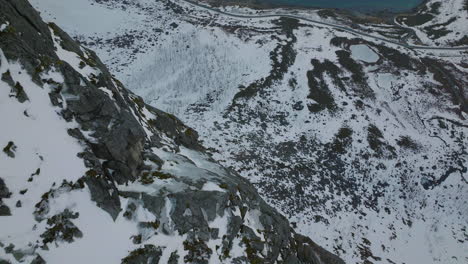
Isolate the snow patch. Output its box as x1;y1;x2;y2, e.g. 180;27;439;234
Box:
0;21;9;32
201;182;226;192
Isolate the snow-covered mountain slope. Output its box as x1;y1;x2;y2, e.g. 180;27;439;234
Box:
396;0;468;46
29;0;468;263
0;1;345;263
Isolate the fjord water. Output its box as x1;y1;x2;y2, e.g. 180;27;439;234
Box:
261;0;424;12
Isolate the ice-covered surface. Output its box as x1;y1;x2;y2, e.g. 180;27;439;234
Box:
349;44;379;63
30;0;468;263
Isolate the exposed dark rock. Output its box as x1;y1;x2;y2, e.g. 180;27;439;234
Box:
0;178;11;216
121;245;162;264
168;251;179;264
0;204;11;216
40;209;83;246
306;59;340;112
0;178;10;199
367;124;396;159
30;255;46;264
2;141;16;158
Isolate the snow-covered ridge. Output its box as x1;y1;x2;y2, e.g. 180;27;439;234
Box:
396;0;468;46
0;0;344;263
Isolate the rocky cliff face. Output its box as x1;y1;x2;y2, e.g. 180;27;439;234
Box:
0;0;344;263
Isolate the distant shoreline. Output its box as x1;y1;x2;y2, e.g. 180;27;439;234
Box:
193;0;429;18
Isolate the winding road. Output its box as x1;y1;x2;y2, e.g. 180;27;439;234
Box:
179;0;468;51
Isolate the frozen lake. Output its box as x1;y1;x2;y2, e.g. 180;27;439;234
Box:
350;44;379;63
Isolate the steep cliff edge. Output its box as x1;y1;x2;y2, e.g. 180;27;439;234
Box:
0;0;344;263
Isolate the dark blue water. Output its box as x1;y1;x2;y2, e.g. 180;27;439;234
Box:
259;0;424;12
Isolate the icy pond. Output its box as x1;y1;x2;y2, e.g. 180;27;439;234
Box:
350;44;379;63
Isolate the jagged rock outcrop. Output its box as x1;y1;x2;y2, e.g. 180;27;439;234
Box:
0;0;344;263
